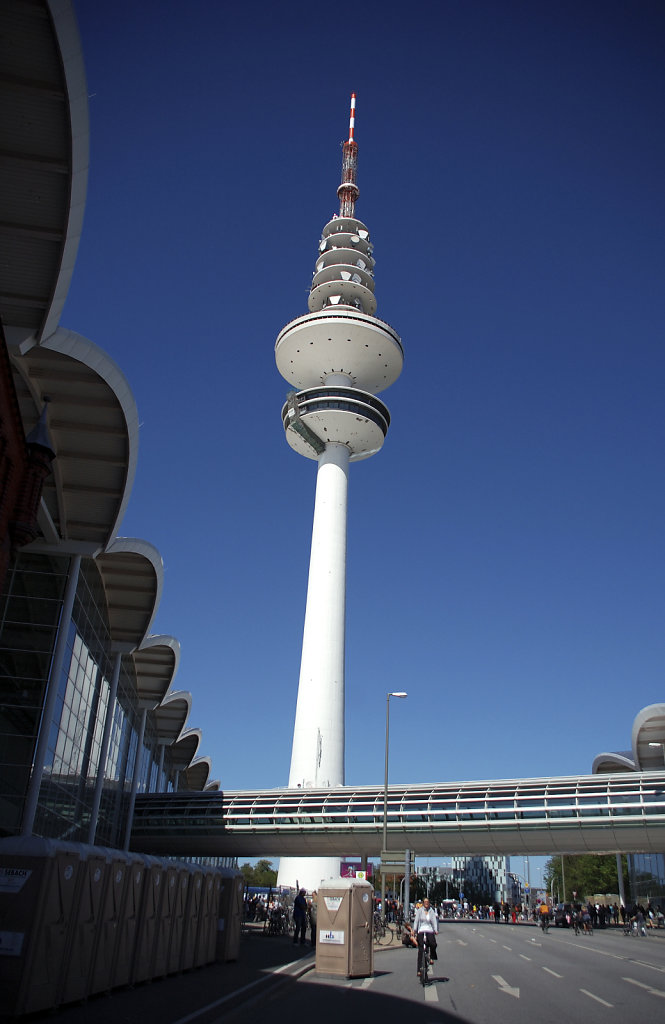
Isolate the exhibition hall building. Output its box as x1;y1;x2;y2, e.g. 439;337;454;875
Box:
0;0;228;858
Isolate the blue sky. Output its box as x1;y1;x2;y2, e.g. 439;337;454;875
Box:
65;1;664;885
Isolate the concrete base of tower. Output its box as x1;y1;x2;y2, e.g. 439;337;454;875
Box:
277;855;341;893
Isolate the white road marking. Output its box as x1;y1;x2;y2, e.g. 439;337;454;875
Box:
502;945;512;951
542;967;563;978
569;942;624;962
424;985;439;1002
488;937;497;943
623;977;665;998
570;941;665;974
632;960;665;974
492;975;519;998
360;977;374;989
519;954;532;961
457;939;468;946
580;989;613;1008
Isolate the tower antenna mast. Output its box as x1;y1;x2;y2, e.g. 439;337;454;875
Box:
338;93;359;218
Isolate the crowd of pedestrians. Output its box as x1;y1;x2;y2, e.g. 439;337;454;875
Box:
244;888;664;941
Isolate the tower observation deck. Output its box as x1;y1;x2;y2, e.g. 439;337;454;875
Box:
275;96;403;891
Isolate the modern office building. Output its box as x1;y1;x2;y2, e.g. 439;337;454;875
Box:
274;97;404;891
451;855;513;904
593;703;665;902
0;0;227;857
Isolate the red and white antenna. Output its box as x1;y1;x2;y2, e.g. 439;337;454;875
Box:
348;92;356;143
338;92;359;218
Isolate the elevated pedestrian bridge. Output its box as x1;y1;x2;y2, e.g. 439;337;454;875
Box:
132;771;665;858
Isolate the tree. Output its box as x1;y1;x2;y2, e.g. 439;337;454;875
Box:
240;859;277;887
544;854;629;903
410;874;427;901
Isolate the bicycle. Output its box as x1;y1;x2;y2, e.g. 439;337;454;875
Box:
539;914;550;934
373;912;393;945
419;935;433;986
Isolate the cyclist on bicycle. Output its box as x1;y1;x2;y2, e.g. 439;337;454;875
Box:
538;901;551;931
413;897;438;976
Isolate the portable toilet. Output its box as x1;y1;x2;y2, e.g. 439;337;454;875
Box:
58;845;109;1005
315;877;373;978
88;848;131;995
0;836;84;1015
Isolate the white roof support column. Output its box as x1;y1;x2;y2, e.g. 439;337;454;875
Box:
87;648;123;845
123;704;148;851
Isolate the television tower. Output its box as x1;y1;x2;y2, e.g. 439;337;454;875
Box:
276;96;403;892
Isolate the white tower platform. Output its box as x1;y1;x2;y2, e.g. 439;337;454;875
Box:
276;100;403;893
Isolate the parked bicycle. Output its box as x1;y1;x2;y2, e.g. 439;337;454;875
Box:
373;911;393;945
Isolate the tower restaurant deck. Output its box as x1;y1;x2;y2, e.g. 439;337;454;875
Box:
132;771;665;859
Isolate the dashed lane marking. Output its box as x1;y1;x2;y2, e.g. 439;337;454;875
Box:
519;955;532;961
623;977;665;999
457;940;468;946
424;985;439;1002
360;977;374;989
542;967;563;978
502;945;512;951
569;940;665;974
580;989;613;1008
632;960;665;974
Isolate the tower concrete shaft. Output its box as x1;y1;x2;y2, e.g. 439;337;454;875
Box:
275;96;403;892
287;442;349;790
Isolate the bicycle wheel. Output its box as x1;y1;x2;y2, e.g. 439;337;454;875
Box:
421;954;429;986
376;922;391;945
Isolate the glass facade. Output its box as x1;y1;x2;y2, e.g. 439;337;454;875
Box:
629;853;665;903
0;551;181;848
0;552;68;834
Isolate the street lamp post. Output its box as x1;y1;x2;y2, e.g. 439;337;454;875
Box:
381;691;407;921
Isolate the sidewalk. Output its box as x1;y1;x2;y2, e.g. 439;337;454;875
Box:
0;924;316;1024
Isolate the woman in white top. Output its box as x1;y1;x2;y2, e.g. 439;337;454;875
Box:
413;897;438;975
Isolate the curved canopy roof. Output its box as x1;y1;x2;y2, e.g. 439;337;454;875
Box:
154;690;191;745
185;756;212;792
593;704;665;774
97;539;163;649
632;703;665;771
12;330;139;548
132;635;180;709
0;0;88;342
171;729;202;776
592;751;635;774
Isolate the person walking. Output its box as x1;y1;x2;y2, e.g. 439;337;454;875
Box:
413;897;438;977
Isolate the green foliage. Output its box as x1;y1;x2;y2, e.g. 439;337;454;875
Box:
543;854;629;903
239;858;277;887
409;875;427;901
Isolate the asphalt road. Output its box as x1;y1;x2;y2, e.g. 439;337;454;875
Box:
10;921;664;1024
230;922;665;1024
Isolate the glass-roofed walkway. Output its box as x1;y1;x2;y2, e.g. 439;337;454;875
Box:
132;771;665;859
